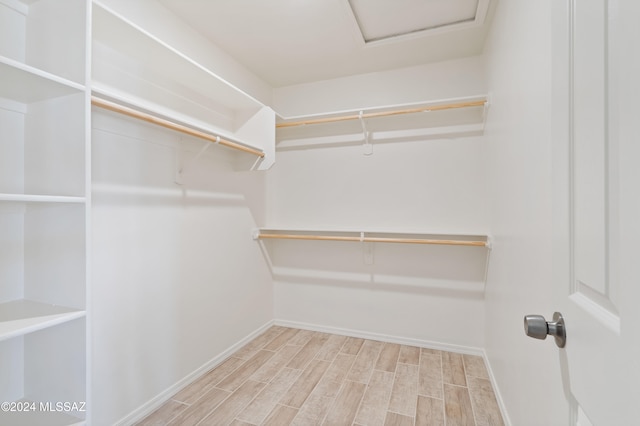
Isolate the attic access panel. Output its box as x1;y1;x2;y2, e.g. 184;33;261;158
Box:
347;0;488;44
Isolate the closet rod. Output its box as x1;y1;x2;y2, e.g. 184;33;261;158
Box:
276;99;487;128
91;96;265;158
256;232;488;247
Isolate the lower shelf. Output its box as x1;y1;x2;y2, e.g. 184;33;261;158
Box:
0;194;85;204
253;228;490;248
0;300;85;343
0;400;84;426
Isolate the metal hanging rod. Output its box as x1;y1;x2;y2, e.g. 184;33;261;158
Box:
254;231;489;248
276;99;487;129
91;96;265;158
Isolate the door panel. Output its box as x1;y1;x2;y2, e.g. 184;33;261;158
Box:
553;0;640;425
572;0;608;298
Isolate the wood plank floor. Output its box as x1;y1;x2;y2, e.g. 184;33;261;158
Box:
136;326;504;426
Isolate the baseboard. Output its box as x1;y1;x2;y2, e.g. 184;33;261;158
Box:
114;318;509;426
273;318;485;356
481;348;512;426
114;319;275;426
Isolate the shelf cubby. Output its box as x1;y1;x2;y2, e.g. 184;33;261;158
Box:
0;319;86;425
0;0;87;85
0;64;85;197
0;202;86;320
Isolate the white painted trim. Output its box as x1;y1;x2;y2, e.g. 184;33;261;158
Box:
274;318;485;356
340;0;492;47
113;319;275;426
481;348;513;426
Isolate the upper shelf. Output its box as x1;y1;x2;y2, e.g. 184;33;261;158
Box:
92;2;275;169
275;96;488;150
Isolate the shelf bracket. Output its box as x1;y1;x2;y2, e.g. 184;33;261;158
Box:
174;140;212;185
359;111;373;156
485;236;493;250
249;155;264;171
361;232;375;264
482;95;491;125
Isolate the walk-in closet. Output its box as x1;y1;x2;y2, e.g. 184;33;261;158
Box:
1;0;639;425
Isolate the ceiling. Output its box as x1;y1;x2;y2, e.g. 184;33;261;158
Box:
158;0;495;88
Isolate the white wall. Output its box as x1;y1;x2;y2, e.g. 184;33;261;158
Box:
267;138;488;351
90;111;273;425
482;0;568;424
273;56;486;118
266;61;490;349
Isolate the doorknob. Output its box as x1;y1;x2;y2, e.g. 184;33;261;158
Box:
524;312;566;348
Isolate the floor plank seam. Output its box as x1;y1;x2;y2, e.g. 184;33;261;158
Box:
278;402;301;410
444;383;469;389
416;392;444;400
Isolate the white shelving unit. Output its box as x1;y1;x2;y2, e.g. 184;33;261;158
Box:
0;0;89;424
275;96;488;151
91;1;276;170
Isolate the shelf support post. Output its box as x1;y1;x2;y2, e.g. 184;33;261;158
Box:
359;111;373;156
361;232;375;264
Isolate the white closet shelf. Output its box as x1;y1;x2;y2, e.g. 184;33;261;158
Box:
0;299;85;343
92;2;276;169
275;96;489;150
91;95;265;158
0;56;85;103
276;97;488;128
92;2;261;111
0;194;86;204
253;228;490;248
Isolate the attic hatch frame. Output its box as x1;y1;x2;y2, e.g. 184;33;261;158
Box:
343;0;492;46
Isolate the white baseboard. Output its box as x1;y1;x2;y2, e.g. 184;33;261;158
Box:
114;318;511;426
114;319;275;426
274;318;485;356
481;348;512;426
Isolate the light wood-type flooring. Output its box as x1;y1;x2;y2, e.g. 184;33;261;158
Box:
136;326;505;426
